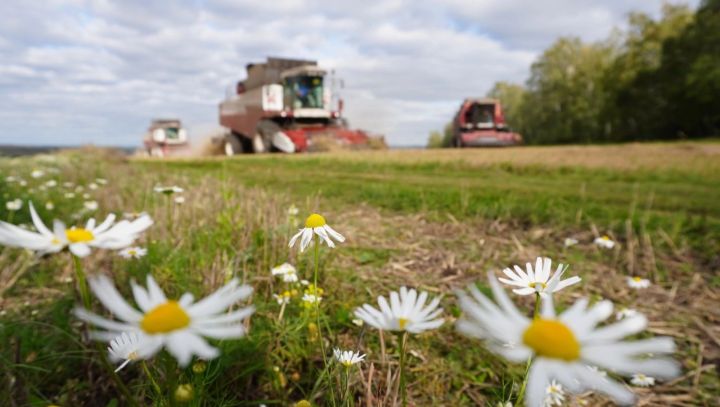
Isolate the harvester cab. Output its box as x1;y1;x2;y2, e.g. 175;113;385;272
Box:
452;99;523;147
218;57;370;155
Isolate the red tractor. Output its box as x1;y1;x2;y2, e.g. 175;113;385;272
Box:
217;57;371;154
452;98;522;147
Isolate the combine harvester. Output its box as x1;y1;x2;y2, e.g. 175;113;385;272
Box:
142;119;189;157
216;57;378;154
451;98;522;147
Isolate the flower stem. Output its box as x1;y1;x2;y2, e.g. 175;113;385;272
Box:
313;238;327;367
399;331;408;407
72;255;91;309
344;367;351;407
515;356;532;406
73;255;139;406
517;293;541;406
142;360;162;399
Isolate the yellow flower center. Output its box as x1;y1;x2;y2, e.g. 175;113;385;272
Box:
398;318;409;330
305;213;326;228
528;282;547;289
140;301;191;334
128;249;137;256
65;228;94;243
633;277;642;282
127;351;139;361
342;360;353;367
522;319;580;361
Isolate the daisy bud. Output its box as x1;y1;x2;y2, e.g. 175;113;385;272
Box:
174;384;194;402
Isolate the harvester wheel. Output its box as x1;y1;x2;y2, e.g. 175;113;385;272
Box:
254;120;282;153
224;135;242;156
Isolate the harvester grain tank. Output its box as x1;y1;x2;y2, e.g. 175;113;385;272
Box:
217;57;372;154
452;98;522;147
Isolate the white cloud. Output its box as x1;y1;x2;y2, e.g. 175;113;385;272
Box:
0;0;700;147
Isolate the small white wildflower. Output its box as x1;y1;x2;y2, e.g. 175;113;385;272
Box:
95;178;108;185
544;380;565;406
45;180;57;188
627;276;651;289
154;185;184;195
31;169;44;178
174;196;185;204
6;199;22;211
630;373;655;387
64;192;76;199
119;247;147;259
84;201;98;211
333;348;366;367
88;183;98;190
45;201;54;211
594;235;615;249
351;318;364;327
564;237;579;247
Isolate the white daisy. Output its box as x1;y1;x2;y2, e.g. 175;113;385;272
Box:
354;287;444;333
627;276;650;289
616;308;639;320
564;238;579;247
287;205;299;216
288;213;345;252
630;373;655;387
45;201;54;211
119;246;148;259
273;292;291;305
45;180;57;188
333;348;366;367
96;178;108;185
64;192;76;199
455;272;679;406
6;176;16;183
88;182;99;190
498;257;581;298
544;380;565;406
108;332;144;372
594;236;615;249
271;263;298;283
302;293;322;305
154;185;184;195
174;196;185;204
0;202;153;257
31;169;44;178
74;274;255;367
19;179;27;187
6;199;22;211
84;201;98;211
63;181;74;188
271;262;296;276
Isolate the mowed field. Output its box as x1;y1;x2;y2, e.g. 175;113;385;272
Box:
1;141;719;406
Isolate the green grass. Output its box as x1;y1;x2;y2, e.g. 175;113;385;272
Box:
140;153;720;261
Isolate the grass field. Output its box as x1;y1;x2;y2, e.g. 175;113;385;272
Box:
1;141;719;406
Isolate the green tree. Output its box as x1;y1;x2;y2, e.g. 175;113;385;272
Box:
519;37;616;144
486;82;526;131
426;130;443;148
602;4;694;140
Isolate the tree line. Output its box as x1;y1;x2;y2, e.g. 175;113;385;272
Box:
428;0;719;146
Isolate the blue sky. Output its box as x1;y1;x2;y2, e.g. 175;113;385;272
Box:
0;0;700;147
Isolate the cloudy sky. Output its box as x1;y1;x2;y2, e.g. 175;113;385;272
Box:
0;0;699;147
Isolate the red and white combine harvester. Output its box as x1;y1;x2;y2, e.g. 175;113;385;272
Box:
451;98;523;147
143;119;190;157
217;57;373;154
